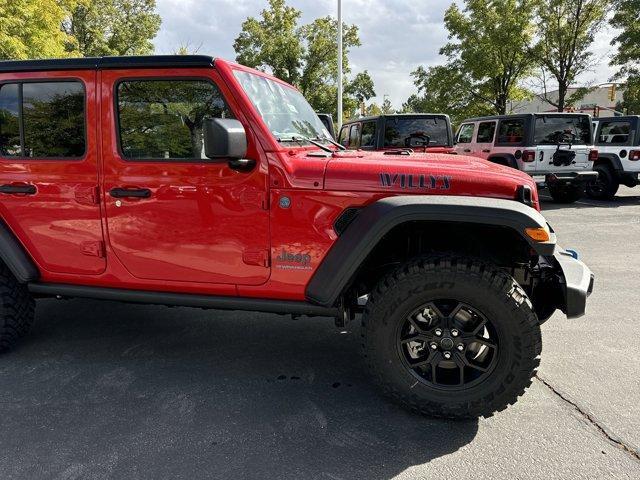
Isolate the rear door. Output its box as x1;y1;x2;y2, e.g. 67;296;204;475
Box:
533;115;592;173
100;68;270;285
474;121;497;159
0;71;105;275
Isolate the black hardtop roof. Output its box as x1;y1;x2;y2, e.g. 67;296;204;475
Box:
461;112;592;123
342;113;450;126
0;55;215;73
595;115;640;122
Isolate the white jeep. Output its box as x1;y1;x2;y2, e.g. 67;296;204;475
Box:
455;113;598;203
587;116;640;199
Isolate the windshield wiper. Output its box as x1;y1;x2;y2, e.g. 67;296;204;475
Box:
276;134;333;153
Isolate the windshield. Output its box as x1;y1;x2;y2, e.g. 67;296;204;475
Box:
233;70;330;142
384;117;450;147
534;115;592;145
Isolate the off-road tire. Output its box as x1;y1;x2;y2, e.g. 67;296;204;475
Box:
361;254;541;419
0;264;35;352
586;164;619;200
547;184;584;203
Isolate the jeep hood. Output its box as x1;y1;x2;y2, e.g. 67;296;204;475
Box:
324;150;538;207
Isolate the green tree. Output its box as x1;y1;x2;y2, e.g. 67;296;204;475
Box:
610;0;640;114
0;0;80;59
64;0;161;56
437;0;536;115
233;0;373;120
402;65;494;123
532;0;607;111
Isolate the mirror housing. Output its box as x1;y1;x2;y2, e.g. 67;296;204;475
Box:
204;118;247;160
405;134;431;148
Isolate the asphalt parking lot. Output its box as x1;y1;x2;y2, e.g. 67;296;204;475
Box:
0;188;639;480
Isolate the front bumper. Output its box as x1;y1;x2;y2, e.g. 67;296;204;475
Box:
545;171;599;187
553;248;595;318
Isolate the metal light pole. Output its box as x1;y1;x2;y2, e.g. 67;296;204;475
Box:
337;0;343;130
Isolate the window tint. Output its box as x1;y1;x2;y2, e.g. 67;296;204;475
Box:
0;84;20;156
349;124;361;148
597;121;632;145
533;115;591;145
0;81;85;158
497;119;525;145
361;121;376;147
117;80;233;160
457;123;474;143
477;121;496;143
384;117;449;147
338;126;349;146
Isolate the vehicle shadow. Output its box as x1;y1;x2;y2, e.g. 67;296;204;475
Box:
539;191;640;211
0;299;479;480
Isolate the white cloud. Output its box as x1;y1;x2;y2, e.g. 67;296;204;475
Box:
153;0;619;109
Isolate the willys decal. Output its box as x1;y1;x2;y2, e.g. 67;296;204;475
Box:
379;173;452;190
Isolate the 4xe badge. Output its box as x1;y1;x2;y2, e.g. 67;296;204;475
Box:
274;248;312;270
379;173;452;190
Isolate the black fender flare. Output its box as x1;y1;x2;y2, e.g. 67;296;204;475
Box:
594;153;623;172
487;154;518;169
306;195;556;307
0;220;39;283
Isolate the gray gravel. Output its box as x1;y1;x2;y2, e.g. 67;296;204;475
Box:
0;188;639;479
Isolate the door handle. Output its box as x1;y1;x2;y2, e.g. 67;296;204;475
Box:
109;187;151;199
0;184;36;195
482;149;491;153
463;149;471;153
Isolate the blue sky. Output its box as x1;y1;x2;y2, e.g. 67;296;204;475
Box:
153;0;618;108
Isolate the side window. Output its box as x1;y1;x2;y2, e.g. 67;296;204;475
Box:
598;121;632;145
497;119;525;145
349;123;361;149
361;121;376;147
338;126;349;146
117;79;233;160
476;121;496;143
0;81;85;158
456;123;475;143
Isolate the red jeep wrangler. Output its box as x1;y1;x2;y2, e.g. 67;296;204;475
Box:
0;55;593;418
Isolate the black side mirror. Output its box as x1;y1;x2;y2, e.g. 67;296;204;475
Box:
405;135;431;148
204;118;248;160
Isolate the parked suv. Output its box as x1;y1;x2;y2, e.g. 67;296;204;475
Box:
338;114;455;153
0;56;593;418
587;116;640;199
455;113;599;203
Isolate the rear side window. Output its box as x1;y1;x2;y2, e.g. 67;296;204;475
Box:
456;123;474;143
361;121;376;147
0;81;85;158
597;121;632;145
349;124;361;149
497;119;525;145
534;115;591;145
117;79;233;160
477;121;496;143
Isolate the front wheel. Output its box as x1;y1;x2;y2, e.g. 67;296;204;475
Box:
547;183;585;203
362;255;541;418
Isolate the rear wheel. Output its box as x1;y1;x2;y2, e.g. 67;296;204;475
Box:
0;264;35;352
547;183;584;203
362;255;541;419
586;164;619;200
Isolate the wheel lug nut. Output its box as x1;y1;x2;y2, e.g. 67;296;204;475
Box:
443;351;452;359
434;328;442;336
430;343;438;350
457;344;464;351
451;329;459;337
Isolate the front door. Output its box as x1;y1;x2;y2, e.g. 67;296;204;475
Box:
474;121;497;159
100;69;270;285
